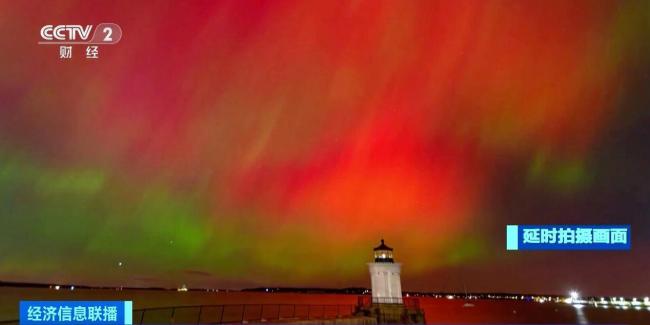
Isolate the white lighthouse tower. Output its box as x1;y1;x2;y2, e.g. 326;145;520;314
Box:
368;239;403;304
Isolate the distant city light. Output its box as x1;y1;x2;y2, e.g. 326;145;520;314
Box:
570;291;579;300
54;285;60;290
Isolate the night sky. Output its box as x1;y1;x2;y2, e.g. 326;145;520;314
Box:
0;1;649;296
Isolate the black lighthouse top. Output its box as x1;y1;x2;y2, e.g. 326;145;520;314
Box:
373;239;394;263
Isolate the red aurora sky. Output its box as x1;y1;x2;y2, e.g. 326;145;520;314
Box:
0;1;649;296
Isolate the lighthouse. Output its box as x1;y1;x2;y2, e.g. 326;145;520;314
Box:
356;239;425;323
368;239;403;304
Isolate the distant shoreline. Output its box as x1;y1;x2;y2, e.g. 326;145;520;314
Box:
0;281;573;299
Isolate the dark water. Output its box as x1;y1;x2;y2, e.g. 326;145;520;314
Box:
420;298;650;324
1;288;649;324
